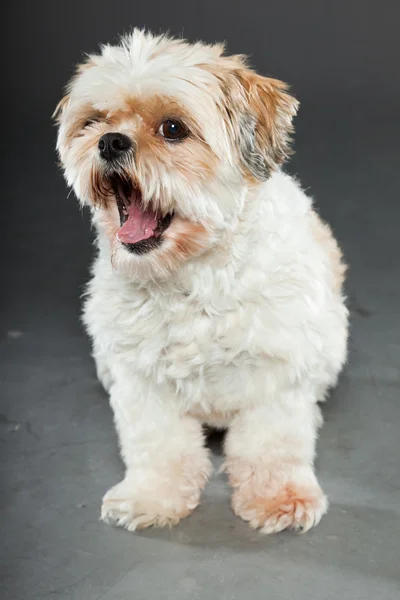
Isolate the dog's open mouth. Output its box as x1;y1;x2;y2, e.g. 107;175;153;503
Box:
110;174;173;254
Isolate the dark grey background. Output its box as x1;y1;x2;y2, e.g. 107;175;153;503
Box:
2;2;400;599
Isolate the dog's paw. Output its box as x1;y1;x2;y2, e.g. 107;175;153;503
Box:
101;456;212;531
233;483;328;534
227;459;328;534
101;485;188;531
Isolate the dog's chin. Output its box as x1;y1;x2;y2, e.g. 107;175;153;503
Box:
108;173;174;256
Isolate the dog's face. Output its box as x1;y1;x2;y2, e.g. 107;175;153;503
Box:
55;30;298;281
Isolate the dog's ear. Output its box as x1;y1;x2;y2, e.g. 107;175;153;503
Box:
52;94;70;123
236;71;299;179
221;66;299;180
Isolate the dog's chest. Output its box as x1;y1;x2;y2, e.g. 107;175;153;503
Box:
114;291;264;408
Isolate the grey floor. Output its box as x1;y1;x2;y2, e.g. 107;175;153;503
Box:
1;109;400;599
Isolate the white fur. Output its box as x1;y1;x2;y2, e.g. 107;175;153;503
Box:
56;29;348;533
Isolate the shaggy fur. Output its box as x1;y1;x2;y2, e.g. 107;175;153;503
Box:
55;29;348;534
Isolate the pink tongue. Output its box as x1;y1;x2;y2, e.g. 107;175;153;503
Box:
117;202;159;244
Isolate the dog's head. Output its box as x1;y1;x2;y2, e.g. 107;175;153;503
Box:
55;29;298;281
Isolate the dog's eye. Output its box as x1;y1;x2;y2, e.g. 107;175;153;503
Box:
158;120;188;141
84;117;100;128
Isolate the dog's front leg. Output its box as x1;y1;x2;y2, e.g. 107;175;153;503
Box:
224;390;328;534
101;376;212;531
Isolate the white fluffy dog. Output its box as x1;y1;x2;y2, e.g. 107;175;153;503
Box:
55;29;348;534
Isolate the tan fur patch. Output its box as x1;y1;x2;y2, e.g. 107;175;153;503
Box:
52;95;70;122
225;457;327;532
201;57;298;179
161;219;212;268
137;134;216;187
109;95;206;141
235;482;321;526
63;105;109;148
234;72;299;178
309;210;347;292
202;55;299;179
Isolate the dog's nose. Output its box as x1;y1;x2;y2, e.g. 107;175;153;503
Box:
98;133;132;161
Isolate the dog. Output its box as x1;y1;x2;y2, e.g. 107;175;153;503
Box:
54;29;348;534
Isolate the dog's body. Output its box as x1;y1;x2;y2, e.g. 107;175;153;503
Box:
56;30;348;533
